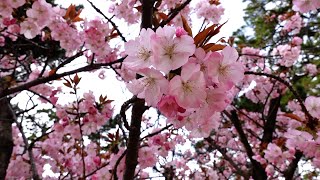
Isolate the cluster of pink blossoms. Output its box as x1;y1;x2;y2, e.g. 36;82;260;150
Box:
20;0;60;39
7;90;114;179
272;45;300;67
0;0;25;17
280;13;303;35
195;0;224;23
240;47;265;69
48;18;83;56
159;0;183;9
292;0;320;13
108;0;140;24
0;0;116;58
54;91;113;135
124;26;244;137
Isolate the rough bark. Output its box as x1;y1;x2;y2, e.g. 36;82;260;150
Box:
123;0;153;179
123;99;147;180
261;96;281;144
0;97;14;180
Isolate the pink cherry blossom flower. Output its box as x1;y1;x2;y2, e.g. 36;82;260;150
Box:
0;1;13;17
124;28;155;70
20;19;40;39
198;87;229;118
26;0;53;27
83;19;112;57
151;26;195;74
175;27;188;37
265;165;275;176
305;64;318;75
282;13;302;34
138;146;157;168
127;68;169;107
8;0;25;8
190;112;221;138
206;46;244;88
264;143;282;161
196;0;224;24
110;0;139;24
292;36;303;46
293;0;320;13
169;63;206;108
157;95;185;118
305;96;320;118
273;44;300;67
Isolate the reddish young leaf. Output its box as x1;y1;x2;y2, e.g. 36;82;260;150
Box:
207;21;227;38
73;74;81;85
63;82;72;88
203;43;226;52
181;14;193;37
63;4;83;23
48;68;56;76
157;12;168;21
194;24;217;47
282;113;303;122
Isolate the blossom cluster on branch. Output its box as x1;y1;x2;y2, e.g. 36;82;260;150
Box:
0;0;320;179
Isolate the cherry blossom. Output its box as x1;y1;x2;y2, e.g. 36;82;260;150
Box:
169;63;206;108
305;96;320;118
2;0;320;179
124;28;155;70
20;20;40;39
151;26;195;74
196;0;224;24
206;46;244;87
127;68;169;107
293;0;320;13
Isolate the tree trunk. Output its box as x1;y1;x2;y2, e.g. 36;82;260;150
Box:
0;97;14;180
123;0;153;179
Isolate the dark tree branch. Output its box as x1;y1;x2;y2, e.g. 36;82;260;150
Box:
56;51;85;71
123;99;148;180
159;0;192;27
0;97;14;180
224;110;267;180
123;0;153;179
140;124;173;140
141;0;154;29
112;149;127;180
15;118;40;180
120;96;138;130
245;71;317;130
283;151;303;180
205;137;250;179
261;96;281;146
0;57;125;98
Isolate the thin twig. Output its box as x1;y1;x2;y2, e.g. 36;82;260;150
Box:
15;119;41;180
120;96;138;130
140;124;172;141
159;0;192;27
111;150;127;180
0;57;125;98
87;0;127;42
